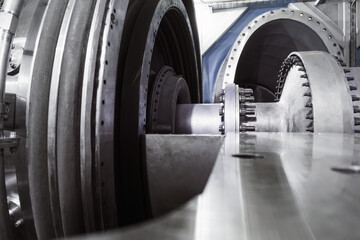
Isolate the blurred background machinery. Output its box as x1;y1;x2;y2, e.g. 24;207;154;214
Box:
0;0;359;239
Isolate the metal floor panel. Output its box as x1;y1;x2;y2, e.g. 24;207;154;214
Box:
75;133;360;240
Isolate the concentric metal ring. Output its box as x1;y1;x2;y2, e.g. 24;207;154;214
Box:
214;8;344;102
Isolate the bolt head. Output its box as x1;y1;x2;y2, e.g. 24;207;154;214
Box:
219;95;225;103
10;131;16;138
219;124;225;133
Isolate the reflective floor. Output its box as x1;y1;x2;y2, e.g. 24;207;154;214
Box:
76;133;360;240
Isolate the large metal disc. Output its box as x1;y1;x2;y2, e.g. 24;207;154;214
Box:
17;0;129;238
24;0;68;238
214;8;344;102
253;51;356;134
116;0;201;226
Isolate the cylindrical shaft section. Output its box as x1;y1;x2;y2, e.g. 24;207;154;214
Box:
0;1;24;239
252;103;286;132
0;0;24;133
0;32;12;132
2;0;24;17
175;104;222;134
0;149;12;239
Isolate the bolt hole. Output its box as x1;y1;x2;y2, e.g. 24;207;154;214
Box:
331;165;360;175
232;154;264;159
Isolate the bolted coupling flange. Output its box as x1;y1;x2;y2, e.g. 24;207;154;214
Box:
219;83;256;134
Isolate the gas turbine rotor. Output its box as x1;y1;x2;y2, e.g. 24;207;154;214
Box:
254;51;358;133
214;8;344;103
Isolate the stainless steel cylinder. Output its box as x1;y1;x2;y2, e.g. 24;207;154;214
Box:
1;0;24;17
175;104;222;134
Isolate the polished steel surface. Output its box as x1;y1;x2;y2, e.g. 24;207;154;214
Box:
175;104;222;134
91;0;129;230
144;135;223;217
253;51;356;133
15;2;49;238
74;132;360;240
214;8;344;102
47;0;75;236
117;0;201;225
224;83;240;132
0;1;24;239
0;0;358;239
295;51;354;133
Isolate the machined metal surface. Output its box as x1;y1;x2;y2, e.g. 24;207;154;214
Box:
214;8;344;102
175;104;222;134
174;83;255;134
0;0;358;239
252;51;357;133
344;67;360;133
8;0;130;238
0;1;24;239
72;132;360;240
148;66;191;134
295;52;354;133
144;135;223;218
117;0;201;226
0;0;202;238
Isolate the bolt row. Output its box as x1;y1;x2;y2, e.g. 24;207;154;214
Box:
218;87;256;134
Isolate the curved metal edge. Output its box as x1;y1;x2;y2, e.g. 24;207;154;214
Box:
92;0;129;230
47;0;76;237
55;0;98;236
276;55;313;132
15;0;52;239
26;0;70;238
182;0;202;102
224;83;239;133
80;0;106;233
118;0;199;225
0;149;12;239
293;51;354;133
214;8;344;100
